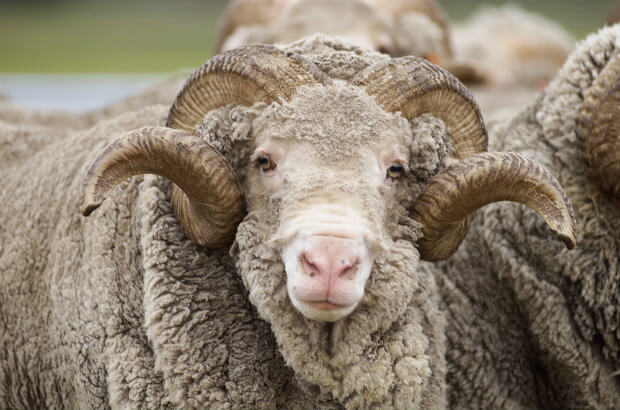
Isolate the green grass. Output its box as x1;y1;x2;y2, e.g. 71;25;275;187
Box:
0;1;226;73
0;0;613;73
443;0;611;39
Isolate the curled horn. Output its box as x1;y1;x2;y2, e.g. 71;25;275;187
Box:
355;58;576;260
81;45;321;248
80;127;245;248
167;44;324;132
353;56;487;159
412;152;577;261
577;50;620;199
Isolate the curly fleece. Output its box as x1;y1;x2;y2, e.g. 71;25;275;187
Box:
433;25;620;409
5;29;618;409
0;35;452;409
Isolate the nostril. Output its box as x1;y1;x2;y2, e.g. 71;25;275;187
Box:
302;240;361;279
302;254;320;277
338;259;358;279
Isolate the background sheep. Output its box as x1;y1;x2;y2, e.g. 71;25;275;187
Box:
0;35;575;409
432;24;620;408
451;5;576;87
372;0;452;61
0;74;186;130
216;0;290;52
218;0;453;65
216;0;575;89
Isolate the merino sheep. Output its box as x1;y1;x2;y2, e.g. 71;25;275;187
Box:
0;35;576;409
432;24;620;408
218;0;452;64
451;5;575;86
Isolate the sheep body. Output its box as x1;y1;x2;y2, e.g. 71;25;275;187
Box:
433;25;620;408
0;74;186;130
0;36;448;409
0;31;605;409
0;101;328;410
452;5;575;86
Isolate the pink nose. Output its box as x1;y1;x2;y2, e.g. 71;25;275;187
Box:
302;237;359;282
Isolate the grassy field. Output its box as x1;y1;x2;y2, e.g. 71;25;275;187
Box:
0;0;614;73
0;0;225;73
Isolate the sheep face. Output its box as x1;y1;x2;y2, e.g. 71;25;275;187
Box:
232;83;448;322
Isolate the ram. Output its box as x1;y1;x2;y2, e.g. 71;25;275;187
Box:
0;35;575;409
433;24;620;408
452;5;575;86
217;0;452;65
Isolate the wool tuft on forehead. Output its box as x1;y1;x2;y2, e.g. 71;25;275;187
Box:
253;83;413;156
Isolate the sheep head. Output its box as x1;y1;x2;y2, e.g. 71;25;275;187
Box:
218;0;451;63
80;44;576;324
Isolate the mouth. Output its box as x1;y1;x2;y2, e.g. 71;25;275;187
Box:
305;301;349;311
291;296;358;322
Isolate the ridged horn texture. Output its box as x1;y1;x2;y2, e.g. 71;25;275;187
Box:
577;50;620;198
80;127;245;248
353;56;487;159
167;44;323;133
412;152;577;261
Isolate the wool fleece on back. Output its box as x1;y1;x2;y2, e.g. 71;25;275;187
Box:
433;25;620;409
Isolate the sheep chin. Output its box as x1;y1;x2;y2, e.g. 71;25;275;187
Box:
289;294;358;322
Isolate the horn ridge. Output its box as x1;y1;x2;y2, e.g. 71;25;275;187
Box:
166;44;324;134
80;126;245;248
412;152;577;261
578;51;620;198
353;56;487;159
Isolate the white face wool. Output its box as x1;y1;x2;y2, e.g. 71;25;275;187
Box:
197;80;453;326
277;198;377;321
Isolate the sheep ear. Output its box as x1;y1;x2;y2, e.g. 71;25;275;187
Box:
412;152;577;261
80;126;245;248
577;50;620;199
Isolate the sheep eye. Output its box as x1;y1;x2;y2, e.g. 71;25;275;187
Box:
387;162;405;180
257;154;276;173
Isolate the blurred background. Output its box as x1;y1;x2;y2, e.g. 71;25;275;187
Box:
0;0;616;111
